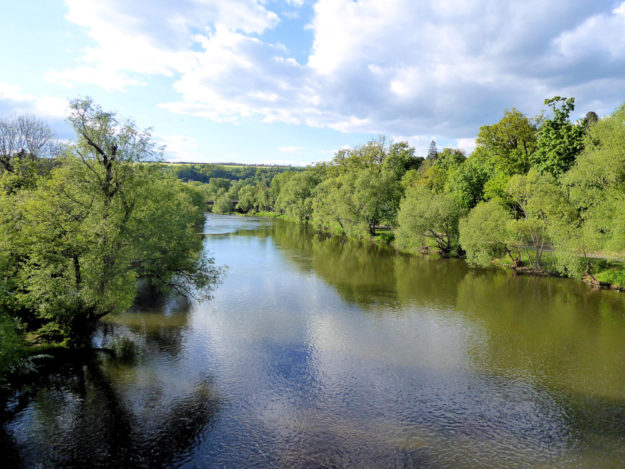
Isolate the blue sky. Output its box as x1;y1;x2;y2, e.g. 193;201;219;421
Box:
1;0;624;165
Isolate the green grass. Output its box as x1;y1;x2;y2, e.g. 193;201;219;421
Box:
595;261;625;288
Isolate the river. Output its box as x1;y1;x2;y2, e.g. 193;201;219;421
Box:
3;214;625;467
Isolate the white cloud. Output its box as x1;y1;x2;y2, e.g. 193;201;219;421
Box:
155;133;202;162
551;2;625;67
47;0;279;90
456;138;477;155
0;82;69;118
50;0;625;149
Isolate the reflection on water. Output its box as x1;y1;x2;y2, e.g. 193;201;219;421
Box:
3;213;625;467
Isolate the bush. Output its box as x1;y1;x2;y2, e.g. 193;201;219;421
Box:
596;268;625;288
459;200;511;267
377;231;395;245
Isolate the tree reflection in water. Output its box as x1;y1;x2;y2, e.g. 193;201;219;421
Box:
1;292;220;468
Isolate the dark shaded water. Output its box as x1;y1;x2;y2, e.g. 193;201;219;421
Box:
3;214;625;468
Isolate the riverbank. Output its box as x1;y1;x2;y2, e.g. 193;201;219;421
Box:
226;209;625;292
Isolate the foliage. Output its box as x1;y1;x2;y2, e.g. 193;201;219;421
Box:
459;200;513;267
476;108;538;175
531;97;586;177
171;162;298;184
0;314;25;379
396;187;466;255
275;171;321;222
445;153;491;209
0;99;220;346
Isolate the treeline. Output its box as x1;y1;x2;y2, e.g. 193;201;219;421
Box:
169;162;300;184
208;97;625;287
0;99;220;379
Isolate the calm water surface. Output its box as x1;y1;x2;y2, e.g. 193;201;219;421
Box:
3;214;625;468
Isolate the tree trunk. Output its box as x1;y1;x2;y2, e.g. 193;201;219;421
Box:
73;255;82;289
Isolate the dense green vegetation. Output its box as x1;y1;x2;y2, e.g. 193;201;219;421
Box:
168;161;299;185
206;97;624;287
0;99;220;380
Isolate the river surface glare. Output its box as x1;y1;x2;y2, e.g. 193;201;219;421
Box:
3;214;625;468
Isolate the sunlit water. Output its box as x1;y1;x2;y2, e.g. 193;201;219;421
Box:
3;214;625;468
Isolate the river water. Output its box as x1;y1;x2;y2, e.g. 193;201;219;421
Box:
3;214;625;468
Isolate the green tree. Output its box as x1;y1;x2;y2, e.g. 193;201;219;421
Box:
236;184;257;213
531;97;586;177
445;152;491;209
0;313;25;380
396;187;465;255
213;192;233;214
476;108;538;175
553;103;625;277
505;170;569;268
459;199;513;267
311;177;348;234
0;98;219;339
275;171;320;222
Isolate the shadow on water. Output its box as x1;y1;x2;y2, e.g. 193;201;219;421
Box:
1;293;221;468
2;358;219;468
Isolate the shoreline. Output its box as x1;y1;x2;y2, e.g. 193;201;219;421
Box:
218;210;625;293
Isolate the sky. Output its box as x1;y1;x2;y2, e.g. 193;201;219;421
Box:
1;0;624;165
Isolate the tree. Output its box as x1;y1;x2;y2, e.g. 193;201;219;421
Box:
563;103;625;210
347;168;402;235
554;103;625;278
0;115;60;173
0;98;219;339
396;187;465;255
213;192;233;214
311;177;348;234
310;140;408;237
409;148;465;194
475;108;538;175
459;200;513;267
383;141;422;178
531;97;586;177
275;171;320;222
0;313;25;379
427;139;438;160
445;153;491;210
505;170;569;268
236;184;257;213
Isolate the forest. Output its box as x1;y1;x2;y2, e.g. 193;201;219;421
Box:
201;97;625;288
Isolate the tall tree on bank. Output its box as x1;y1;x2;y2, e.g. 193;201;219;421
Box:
531;97;586;177
0;98;220;340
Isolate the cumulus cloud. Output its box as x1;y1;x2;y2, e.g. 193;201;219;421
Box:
0;83;72;138
50;0;625;146
154;133;202;162
0;83;68;118
46;0;279;91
